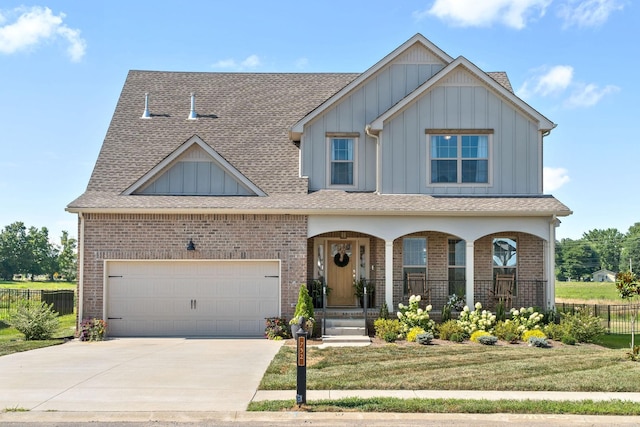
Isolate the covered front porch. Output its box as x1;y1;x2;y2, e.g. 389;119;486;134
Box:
307;214;558;314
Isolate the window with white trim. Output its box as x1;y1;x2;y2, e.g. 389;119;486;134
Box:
448;238;465;296
493;237;517;278
329;137;355;186
403;237;427;296
430;134;489;183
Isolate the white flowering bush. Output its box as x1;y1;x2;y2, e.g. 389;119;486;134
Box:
456;302;496;336
397;295;435;337
503;306;544;337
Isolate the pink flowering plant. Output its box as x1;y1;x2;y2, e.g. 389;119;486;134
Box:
397;294;435;337
78;318;107;341
265;316;291;340
456;302;496;336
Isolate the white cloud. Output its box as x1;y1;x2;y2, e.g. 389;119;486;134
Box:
518;65;574;98
0;6;86;61
543;167;570;192
416;0;551;29
241;54;261;68
564;83;620;108
558;0;625;28
212;54;262;70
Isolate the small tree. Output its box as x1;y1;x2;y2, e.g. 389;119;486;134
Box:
290;284;315;336
616;271;640;349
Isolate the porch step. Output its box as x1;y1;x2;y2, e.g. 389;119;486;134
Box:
323;317;367;336
320;335;371;348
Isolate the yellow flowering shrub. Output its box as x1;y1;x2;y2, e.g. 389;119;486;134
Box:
406;326;426;342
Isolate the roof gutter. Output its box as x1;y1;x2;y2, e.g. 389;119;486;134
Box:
365;124;381;194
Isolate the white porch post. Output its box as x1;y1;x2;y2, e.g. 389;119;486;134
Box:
385;240;394;312
547;218;558;311
465;241;475;308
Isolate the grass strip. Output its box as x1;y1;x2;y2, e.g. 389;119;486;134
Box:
248;397;640;415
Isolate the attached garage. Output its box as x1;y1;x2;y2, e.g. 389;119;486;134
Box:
105;260;280;337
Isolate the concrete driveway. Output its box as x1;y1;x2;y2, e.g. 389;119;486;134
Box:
0;338;283;412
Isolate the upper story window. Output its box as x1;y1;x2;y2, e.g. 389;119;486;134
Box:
327;135;358;187
429;133;489;184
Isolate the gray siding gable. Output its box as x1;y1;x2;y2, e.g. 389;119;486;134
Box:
128;136;263;197
302;41;449;192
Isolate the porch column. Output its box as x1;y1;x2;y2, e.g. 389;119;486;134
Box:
385;239;394;312
546;218;558;311
465;241;475;308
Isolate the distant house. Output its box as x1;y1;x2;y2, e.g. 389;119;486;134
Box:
67;34;571;337
593;269;616;282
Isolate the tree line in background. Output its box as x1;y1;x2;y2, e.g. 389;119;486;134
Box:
0;222;77;281
556;223;640;281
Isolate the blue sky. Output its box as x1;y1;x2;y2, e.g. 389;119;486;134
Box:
0;0;636;245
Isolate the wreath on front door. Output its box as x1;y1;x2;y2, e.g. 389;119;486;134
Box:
334;252;350;267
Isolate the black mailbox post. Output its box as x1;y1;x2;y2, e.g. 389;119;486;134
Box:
295;317;307;406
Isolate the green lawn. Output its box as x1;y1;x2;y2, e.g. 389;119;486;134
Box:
248;397;640;415
260;342;640;392
0;313;76;356
555;280;620;303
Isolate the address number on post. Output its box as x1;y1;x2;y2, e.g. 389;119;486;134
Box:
297;336;306;366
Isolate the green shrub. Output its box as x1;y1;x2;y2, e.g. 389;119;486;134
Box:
437;320;464;340
478;335;498;345
416;332;433;345
560;309;606;343
449;332;465;343
470;330;491;343
374;318;402;340
494;320;520;343
397;295;435;336
528;337;550;348
441;304;451;323
457;302;496;336
378;302;390;320
9;301;60;340
406;326;426;342
543;322;565;340
495;299;506;322
78;318;107;341
561;335;576;345
383;331;398;343
522;329;547;342
290;285;315;336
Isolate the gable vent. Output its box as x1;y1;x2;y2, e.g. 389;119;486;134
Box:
187;92;197;120
141;92;151;119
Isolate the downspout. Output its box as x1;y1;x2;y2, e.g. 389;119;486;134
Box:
77;212;85;331
365;125;381;194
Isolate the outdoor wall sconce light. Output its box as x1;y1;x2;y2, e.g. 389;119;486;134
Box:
186;239;195;251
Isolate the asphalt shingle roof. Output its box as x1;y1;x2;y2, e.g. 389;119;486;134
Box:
68;70;570;217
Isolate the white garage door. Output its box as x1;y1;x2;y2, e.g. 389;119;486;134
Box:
105;260;280;337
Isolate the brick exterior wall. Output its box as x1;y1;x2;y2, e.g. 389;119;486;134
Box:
80;213;308;320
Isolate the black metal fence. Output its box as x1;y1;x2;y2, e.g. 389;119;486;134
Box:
556;302;640;335
0;289;75;320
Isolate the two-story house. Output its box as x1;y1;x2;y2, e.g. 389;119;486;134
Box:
67;34;571;337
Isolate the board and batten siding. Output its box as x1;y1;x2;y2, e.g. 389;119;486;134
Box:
302;54;446;192
380;74;542;195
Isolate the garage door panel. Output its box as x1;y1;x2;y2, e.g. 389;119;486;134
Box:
106;260;280;337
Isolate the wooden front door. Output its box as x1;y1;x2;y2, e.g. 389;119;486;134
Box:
327;241;355;307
